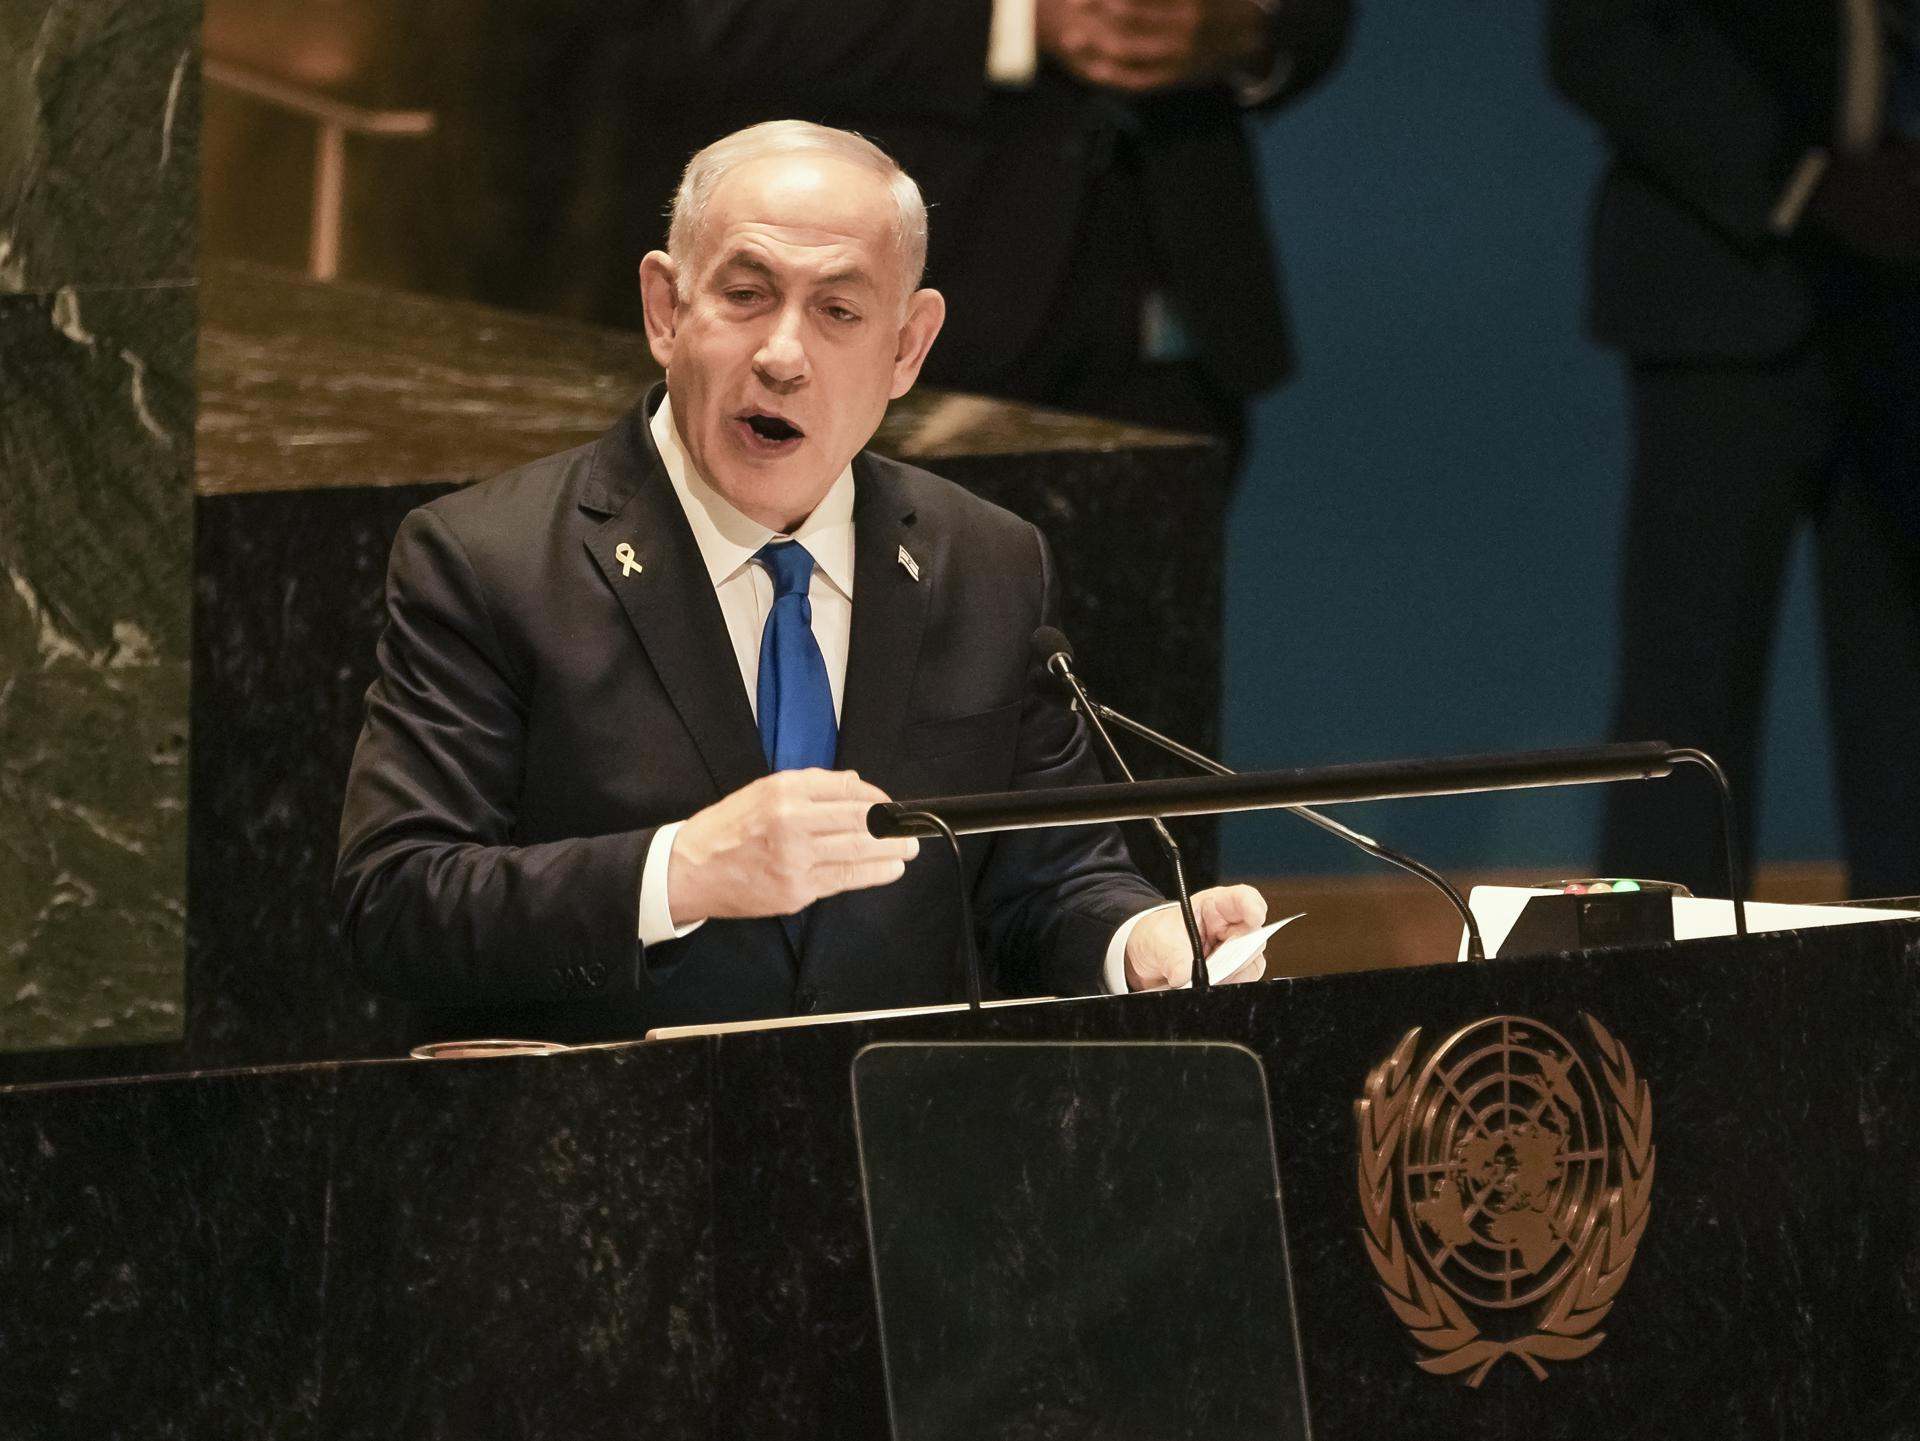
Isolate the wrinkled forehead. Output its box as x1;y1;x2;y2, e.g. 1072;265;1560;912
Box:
693;155;904;290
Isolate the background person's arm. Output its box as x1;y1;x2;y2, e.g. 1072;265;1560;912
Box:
1548;0;1826;246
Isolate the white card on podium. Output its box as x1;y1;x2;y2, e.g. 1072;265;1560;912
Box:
1204;914;1301;984
1458;885;1918;962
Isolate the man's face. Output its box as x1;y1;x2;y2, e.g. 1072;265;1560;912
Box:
639;154;944;530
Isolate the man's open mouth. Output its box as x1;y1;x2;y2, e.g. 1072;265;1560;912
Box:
742;413;803;443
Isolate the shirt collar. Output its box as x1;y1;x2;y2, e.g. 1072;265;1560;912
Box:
650;395;856;599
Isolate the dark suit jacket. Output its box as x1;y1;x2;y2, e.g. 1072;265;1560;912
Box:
335;388;1164;1043
1550;0;1865;360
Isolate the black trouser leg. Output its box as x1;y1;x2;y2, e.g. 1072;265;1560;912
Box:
1598;355;1830;894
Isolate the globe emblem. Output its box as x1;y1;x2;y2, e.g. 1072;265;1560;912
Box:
1399;1017;1612;1309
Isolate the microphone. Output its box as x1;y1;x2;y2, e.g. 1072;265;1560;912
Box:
1029;627;1488;964
1030;629;1212;991
890;807;985;1011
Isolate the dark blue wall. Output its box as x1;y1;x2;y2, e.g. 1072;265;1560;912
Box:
1221;1;1839;876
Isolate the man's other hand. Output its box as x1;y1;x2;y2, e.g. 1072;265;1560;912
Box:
1038;0;1271;94
668;770;919;925
1124;883;1269;990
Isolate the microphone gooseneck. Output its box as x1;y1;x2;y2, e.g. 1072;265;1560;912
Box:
1030;627;1486;965
1665;747;1748;936
1086;703;1489;964
891;809;984;1011
1032;629;1211;991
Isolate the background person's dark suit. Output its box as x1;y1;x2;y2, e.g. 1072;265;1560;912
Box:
1552;0;1920;897
335;390;1164;1044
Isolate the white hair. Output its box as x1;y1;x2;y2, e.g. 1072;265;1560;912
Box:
666;120;928;303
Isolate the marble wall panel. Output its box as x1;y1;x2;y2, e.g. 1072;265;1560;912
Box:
0;286;194;1051
0;0;200;1053
0;0;199;292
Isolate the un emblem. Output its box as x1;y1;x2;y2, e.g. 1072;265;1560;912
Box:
1355;1014;1655;1386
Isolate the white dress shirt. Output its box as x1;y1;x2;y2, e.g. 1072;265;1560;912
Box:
635;397;1156;994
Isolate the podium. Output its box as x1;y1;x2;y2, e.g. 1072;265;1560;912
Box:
5;916;1919;1438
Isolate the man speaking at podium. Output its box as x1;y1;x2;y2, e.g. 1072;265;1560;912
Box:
336;121;1267;1043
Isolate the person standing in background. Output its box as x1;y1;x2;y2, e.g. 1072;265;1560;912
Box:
675;0;1351;462
668;0;1353;464
1552;0;1920;899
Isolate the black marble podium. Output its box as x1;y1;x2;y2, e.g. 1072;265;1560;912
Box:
6;917;1918;1439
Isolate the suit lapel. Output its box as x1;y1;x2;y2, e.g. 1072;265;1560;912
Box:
581;392;767;803
801;456;935;980
834;454;931;787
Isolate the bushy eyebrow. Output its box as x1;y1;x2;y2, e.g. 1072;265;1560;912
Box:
714;252;778;285
713;250;877;294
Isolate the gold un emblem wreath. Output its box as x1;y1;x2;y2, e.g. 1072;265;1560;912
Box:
1354;1014;1654;1386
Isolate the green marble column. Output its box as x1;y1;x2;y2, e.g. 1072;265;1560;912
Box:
0;0;199;1049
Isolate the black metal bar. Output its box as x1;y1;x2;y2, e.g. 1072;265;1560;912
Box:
1667;747;1749;935
868;743;1676;839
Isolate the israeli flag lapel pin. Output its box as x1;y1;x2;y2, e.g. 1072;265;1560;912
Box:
896;544;920;582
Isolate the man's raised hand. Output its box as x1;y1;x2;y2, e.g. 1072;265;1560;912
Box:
667;770;919;926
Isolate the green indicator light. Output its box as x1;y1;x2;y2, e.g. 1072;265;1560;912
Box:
1612;879;1641;893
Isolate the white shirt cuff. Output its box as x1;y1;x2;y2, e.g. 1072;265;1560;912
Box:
638;821;707;946
1103;901;1178;993
987;0;1038;85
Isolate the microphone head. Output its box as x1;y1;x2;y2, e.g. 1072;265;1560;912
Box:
1030;625;1074;676
867;803;935;839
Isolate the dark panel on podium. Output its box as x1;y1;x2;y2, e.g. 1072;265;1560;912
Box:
853;1041;1307;1441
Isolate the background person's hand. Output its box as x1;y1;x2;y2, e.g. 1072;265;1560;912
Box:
1037;0;1272;94
667;769;919;925
1123;883;1269;990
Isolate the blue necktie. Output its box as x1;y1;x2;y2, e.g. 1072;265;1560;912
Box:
755;540;837;773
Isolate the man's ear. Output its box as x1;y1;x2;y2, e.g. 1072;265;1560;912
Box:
638;251;680;369
888;287;947;400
